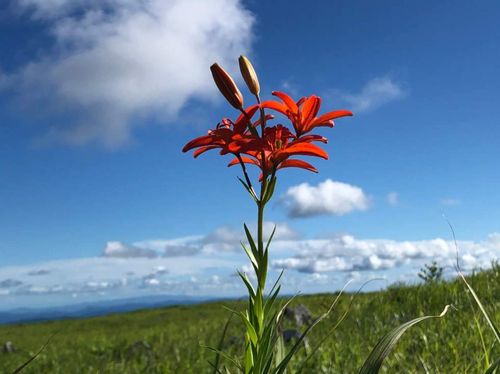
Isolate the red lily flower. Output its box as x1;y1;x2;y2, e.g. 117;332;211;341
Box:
227;125;328;178
261;91;353;136
182;105;259;157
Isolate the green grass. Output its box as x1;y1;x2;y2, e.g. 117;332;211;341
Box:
0;265;498;373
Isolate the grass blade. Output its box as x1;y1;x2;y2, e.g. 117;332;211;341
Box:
297;279;384;373
202;345;243;372
274;282;352;374
359;305;451;374
446;218;500;344
485;358;500;374
11;330;60;374
210;313;234;374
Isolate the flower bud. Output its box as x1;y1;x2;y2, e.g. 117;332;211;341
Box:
238;55;260;96
210;63;244;110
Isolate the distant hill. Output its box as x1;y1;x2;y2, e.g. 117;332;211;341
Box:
0;294;209;324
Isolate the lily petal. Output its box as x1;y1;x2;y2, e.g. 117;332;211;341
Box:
259;100;288;116
278;159;318;173
272;91;298;113
227;156;259;167
301;96;321;126
193;145;219;158
233;105;259;133
310;110;353;126
279;142;329;160
182;135;215;152
293;134;328;144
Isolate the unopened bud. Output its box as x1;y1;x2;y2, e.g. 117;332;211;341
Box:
238;55;260;96
210;63;244;110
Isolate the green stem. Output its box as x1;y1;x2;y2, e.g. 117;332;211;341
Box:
257;170;268;291
257;200;266;290
256;95;267;136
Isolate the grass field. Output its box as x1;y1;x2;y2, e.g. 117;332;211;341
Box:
0;264;498;373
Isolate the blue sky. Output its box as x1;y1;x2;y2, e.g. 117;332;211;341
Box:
0;0;499;309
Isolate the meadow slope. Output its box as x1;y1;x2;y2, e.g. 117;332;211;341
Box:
0;265;498;373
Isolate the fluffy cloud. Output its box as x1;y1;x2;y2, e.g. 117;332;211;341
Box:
4;0;254;147
282;179;370;218
336;76;406;113
272;233;500;273
102;222;297;259
2;227;499;309
202;222;298;252
134;236;203;257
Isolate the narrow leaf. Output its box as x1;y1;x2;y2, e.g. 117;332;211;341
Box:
202;345;244;372
211;313;233;374
238;177;258;202
446;218;500;344
485;358;500;374
240;312;259;346
241;242;259;274
265;225;277;254
244;224;259;258
459;272;500;344
274;282;351;374
11;330;60;374
237;270;256;299
359;305;452;374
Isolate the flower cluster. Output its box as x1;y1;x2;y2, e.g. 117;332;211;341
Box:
182;57;353;182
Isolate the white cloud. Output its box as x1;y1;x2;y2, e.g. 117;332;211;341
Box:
282;179;370;218
337;76;406;113
134;236;203;257
103;222;296;261
386;192;399;206
4;0;254;148
2;226;499;310
0;255;239;301
202;222;298;252
272;233;500;274
103;241;157;258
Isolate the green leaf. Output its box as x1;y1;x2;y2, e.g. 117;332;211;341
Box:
244;341;254;374
244;224;259;259
275;334;286;371
11;330;60;374
459;271;500;344
485;358;500;374
248;123;259;137
237;270;256;299
202;345;244;372
297;279;384;373
359;305;452;374
267;269;284;298
237;177;258;202
210;313;233;374
240;311;259;346
265;225;277;254
276;294;299;325
254;288;264;329
264;285;281;318
263;176;277;204
274;282;351;374
446;218;500;344
241;242;259;275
